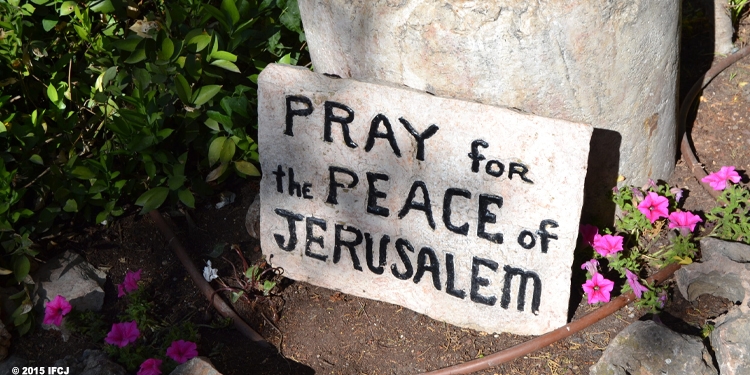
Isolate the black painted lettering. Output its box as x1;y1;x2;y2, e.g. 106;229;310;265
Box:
285;95;313;136
468;140;488;173
302;183;313;199
366;172;390;217
470;256;498;306
477;194;503;244
273;165;286;193
273;208;303;251
536;219;559;254
365;114;401;157
443;188;471;236
365;233;389;275
500;265;541;314
304;216;327;261
334;224;363;271
445;253;466;299
391;238;414;280
288;167;301;197
326;166;359;205
508;162;534;183
399;117;439;161
485;160;505;177
324;101;357;148
413;247;441;291
517;230;536;250
398;181;436;229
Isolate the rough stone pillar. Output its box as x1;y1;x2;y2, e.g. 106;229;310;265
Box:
298;0;680;224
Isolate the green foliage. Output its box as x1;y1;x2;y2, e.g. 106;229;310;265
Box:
0;0;306;333
729;0;749;25
705;184;750;243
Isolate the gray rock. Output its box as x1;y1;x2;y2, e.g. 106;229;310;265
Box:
33;251;107;314
244;193;260;239
0;354;28;373
710;308;750;375
675;238;750;304
54;349;127;375
589;320;717;375
299;0;680;225
170;357;223;375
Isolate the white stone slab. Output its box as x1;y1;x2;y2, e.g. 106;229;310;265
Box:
258;64;593;335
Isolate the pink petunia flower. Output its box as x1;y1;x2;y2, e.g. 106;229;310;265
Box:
105;321;140;347
43;295;72;326
117;284;126;298
625;269;649;299
580;259;599;276
138;358;162;375
579;224;599;248
592;234;624;257
701;166;741;191
637;192;669;223
117;269;142;298
166;340;198;364
668;210;703;235
582;273;615;304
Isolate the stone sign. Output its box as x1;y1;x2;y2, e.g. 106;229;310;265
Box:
258;63;593;335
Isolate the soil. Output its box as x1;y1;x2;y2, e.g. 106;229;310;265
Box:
7;4;750;375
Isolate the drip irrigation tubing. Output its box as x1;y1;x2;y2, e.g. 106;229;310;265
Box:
148;210;274;350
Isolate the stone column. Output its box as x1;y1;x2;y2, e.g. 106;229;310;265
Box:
298;0;680;224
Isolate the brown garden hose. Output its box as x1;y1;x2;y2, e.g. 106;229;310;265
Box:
148;210;274;349
421;263;681;375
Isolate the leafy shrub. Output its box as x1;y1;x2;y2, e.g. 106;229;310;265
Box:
0;0;306;333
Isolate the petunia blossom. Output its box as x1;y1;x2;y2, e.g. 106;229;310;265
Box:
580;259;599;276
138;358;162;375
592;234;624;257
43;295;72;326
117;269;142;298
702;166;741;191
670;187;684;203
625;269;649;299
668;210;703;235
166;340;198;364
579;224;598;248
582;273;615;304
105;321;140;347
637;192;669;223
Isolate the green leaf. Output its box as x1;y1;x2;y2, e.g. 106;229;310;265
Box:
174;74;192;105
187;33;211;52
204;118;220;131
211;51;237;62
13;256;30;283
71;166;96;179
29;154;43;165
159;38;174;61
60;1;78;16
207;110;233;128
192;85;222;106
279;0;302;34
206;162;228;182
178;188;195;208
125;47;147;64
114;35;142;52
208;136;226;166
220;96;248;118
42;16;58;31
31;0;50;4
135;187;169;214
210;59;240;73
278;53;291;65
235;161;260;176
0;267;12;275
63;199;78;212
47;83;58;103
89;0;114;13
221;0;240;25
168;175;186;190
201;5;230;32
220;138;236;163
